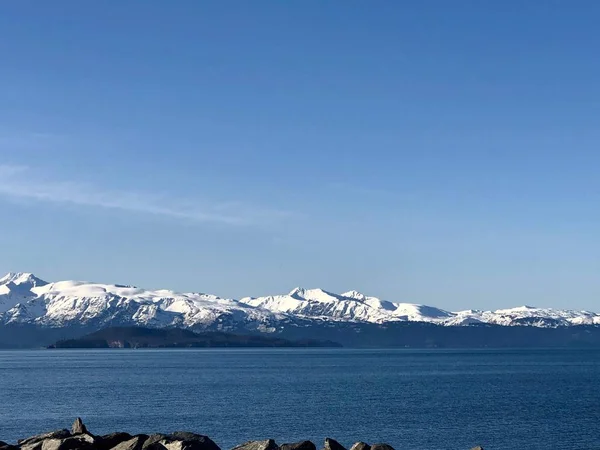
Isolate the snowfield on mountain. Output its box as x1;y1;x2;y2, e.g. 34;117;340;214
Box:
1;272;599;329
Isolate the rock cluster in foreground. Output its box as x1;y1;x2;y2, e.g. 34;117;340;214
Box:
0;419;484;450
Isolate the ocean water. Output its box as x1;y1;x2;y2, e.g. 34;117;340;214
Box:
0;349;599;450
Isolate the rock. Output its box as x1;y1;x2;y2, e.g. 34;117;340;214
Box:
143;444;166;450
142;443;167;450
39;440;66;450
349;443;369;450
161;433;220;450
279;441;316;450
369;445;393;450
142;435;170;450
72;434;96;445
471;447;484;450
19;430;72;446
169;433;218;447
111;436;148;450
159;440;213;450
0;443;18;450
322;439;345;450
20;443;43;450
98;433;134;450
45;433;96;450
41;435;96;450
71;418;88;435
368;445;392;450
231;440;278;450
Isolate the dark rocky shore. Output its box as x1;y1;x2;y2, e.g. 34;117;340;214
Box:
0;419;484;450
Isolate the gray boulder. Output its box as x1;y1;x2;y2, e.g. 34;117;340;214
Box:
39;440;66;450
349;443;369;450
0;442;18;450
112;436;148;450
170;433;218;447
142;435;170;450
71;434;95;445
369;445;393;450
231;440;278;450
98;433;134;450
279;441;315;450
19;430;72;447
40;434;96;450
159;440;214;450
20;442;44;450
167;434;200;442
322;439;345;450
142;444;166;450
71;419;88;436
160;433;220;450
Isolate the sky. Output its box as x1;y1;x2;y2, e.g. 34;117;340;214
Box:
1;1;600;311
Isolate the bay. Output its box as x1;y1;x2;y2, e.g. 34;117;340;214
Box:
0;348;599;450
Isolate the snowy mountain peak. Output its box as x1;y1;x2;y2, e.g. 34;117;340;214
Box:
342;290;367;300
288;287;338;302
0;273;49;314
288;287;305;297
0;272;48;288
495;305;540;314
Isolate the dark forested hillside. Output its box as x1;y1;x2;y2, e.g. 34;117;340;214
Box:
47;326;342;348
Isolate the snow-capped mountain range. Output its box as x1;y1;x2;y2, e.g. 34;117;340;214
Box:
1;272;599;330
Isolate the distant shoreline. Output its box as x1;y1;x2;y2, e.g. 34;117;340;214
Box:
46;326;343;349
3;321;600;349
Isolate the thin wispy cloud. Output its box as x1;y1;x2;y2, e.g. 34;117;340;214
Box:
0;164;291;226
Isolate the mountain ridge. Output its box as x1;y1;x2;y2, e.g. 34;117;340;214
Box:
1;272;599;330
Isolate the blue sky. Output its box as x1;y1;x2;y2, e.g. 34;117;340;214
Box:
1;1;600;310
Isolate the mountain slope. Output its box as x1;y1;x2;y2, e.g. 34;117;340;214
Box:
1;272;599;330
239;287;453;323
0;272;48;313
0;273;286;331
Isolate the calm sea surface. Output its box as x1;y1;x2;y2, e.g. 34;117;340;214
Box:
0;348;599;450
